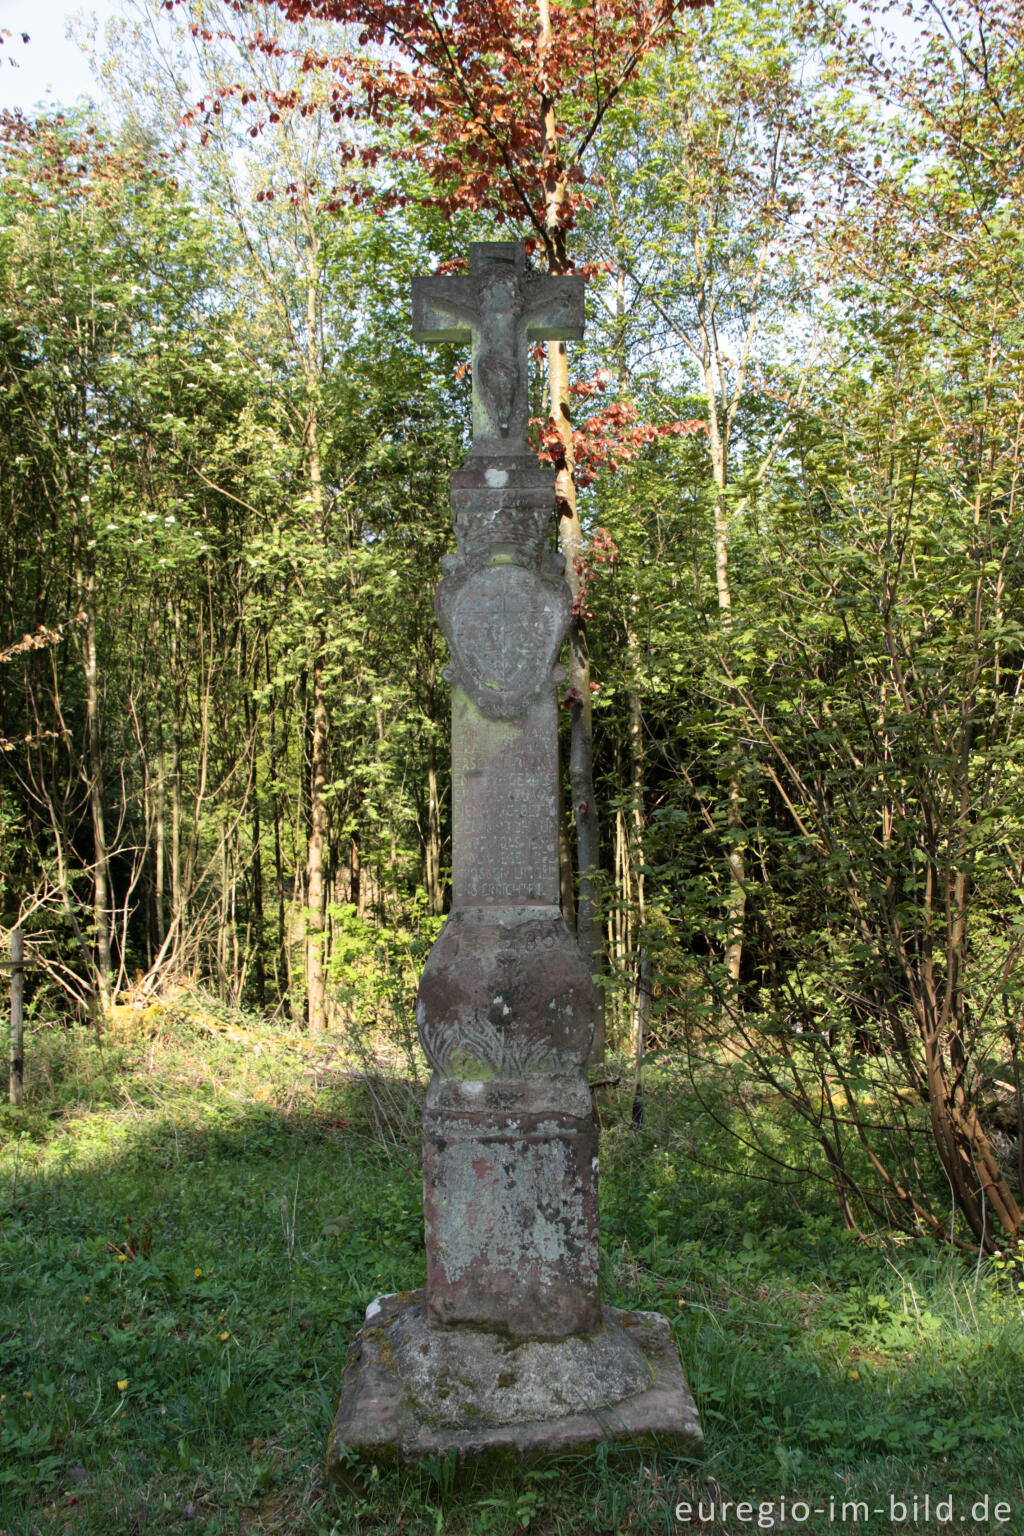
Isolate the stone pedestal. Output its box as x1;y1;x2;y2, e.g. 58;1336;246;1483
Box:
326;240;701;1483
423;1074;600;1338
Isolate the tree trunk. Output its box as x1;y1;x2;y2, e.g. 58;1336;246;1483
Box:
170;600;184;952
612;801;627;1030
559;807;577;933
305;643;328;1034
303;257;329;1035
80;581;112;1015
243;685;266;1010
563;529;606;1066
154;706;166;950
9;927;24;1107
631;954;652;1130
627;682;650;1124
349;835;361;914
217;828;231;1002
538;0;606;1065
266;639;289;1012
424;736;444;916
250;760;266;1013
701;327;746;996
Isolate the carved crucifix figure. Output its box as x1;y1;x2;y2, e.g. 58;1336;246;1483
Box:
412;241;584;455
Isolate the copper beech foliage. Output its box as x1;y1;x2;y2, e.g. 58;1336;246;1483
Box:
539;372;704;489
173;0;708;508
0;109;172;208
175;0;710;268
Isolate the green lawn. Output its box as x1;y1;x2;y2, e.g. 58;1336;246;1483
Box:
1;1010;1022;1535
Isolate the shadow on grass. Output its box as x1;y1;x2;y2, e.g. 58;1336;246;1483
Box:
0;1045;1021;1534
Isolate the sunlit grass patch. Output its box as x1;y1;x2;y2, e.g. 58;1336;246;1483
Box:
0;1019;1022;1534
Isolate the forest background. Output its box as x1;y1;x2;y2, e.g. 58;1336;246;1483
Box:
2;0;1024;1259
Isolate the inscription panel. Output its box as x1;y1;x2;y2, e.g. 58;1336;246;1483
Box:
452;687;560;907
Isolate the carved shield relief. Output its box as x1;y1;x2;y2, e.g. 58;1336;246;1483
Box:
437;563;570;718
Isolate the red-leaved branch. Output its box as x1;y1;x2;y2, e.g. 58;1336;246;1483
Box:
178;0;709;265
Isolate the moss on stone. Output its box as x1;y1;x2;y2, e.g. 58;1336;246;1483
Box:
445;1051;497;1081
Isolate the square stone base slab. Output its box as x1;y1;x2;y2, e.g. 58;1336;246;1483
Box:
326;1290;702;1487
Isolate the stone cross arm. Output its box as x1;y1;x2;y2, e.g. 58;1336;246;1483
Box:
411;241;584;453
411;275;478;345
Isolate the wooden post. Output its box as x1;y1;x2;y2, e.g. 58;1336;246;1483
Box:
9;926;24;1107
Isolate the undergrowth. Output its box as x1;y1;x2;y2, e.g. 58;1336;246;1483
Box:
0;1010;1022;1535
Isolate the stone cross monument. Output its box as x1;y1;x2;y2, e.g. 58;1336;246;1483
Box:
327;241;701;1477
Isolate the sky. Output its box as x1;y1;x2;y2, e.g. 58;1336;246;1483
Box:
1;0;930;120
0;0;123;114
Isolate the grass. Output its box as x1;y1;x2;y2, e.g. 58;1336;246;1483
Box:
1;1008;1022;1535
